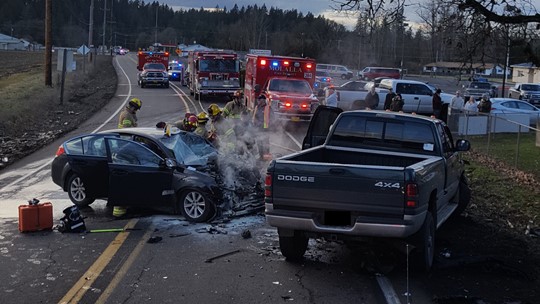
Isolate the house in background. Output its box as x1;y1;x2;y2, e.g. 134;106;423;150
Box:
177;43;212;57
0;33;29;50
422;61;509;78
510;63;540;83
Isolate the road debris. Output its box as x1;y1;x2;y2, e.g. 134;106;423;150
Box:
204;249;241;263
241;229;252;239
169;233;190;238
147;236;162;244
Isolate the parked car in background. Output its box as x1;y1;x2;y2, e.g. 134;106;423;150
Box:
490;98;540;126
316;63;354;79
463;81;494;100
357;67;401;81
508;83;540;106
51;127;224;222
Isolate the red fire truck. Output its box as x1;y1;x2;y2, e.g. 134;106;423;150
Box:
137;51;170;88
244;54;318;122
137;51;169;71
187;50;241;99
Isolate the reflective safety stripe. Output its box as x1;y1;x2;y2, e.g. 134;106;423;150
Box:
119;119;133;129
113;206;127;217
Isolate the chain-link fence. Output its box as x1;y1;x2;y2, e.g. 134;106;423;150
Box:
447;109;540;180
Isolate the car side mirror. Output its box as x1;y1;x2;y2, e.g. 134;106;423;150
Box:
163;158;178;169
455;139;471;152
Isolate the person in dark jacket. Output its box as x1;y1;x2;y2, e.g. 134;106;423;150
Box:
365;86;380;109
389;94;404;112
432;88;443;118
384;88;396;110
477;94;492;113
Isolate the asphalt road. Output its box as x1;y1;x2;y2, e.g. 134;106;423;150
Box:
0;54;440;304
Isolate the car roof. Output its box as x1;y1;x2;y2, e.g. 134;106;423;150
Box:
99;127;180;139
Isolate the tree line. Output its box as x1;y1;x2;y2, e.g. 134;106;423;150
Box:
1;0;538;73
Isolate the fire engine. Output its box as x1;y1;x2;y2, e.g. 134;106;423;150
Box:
244;54;318;122
137;51;170;88
187;51;241;99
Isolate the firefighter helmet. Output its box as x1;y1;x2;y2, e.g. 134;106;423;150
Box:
197;112;209;124
129;98;142;110
207;104;222;117
234;89;244;98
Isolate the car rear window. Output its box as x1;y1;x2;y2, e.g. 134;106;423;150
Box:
328;115;437;154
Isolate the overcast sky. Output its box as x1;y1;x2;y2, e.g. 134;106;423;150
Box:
158;0;540;30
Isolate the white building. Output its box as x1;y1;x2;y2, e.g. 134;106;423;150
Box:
0;33;29;50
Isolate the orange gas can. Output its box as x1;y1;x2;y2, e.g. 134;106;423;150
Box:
18;202;53;232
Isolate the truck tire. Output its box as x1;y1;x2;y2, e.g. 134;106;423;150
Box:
410;211;435;272
164;82;169;88
279;231;308;261
452;177;471;218
140;82;145;88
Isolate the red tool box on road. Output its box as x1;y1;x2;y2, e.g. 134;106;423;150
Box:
18;199;53;232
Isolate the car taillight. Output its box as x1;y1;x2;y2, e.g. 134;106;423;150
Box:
265;173;272;197
405;183;418;208
55;145;65;157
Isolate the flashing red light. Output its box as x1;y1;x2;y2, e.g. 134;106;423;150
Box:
165;52;169;56
301;104;308;109
283;61;290;66
284;102;292;108
55;145;65;157
260;59;267;66
306;63;313;69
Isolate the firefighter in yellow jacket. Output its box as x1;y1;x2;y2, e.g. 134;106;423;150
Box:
118;98;142;128
113;97;142;218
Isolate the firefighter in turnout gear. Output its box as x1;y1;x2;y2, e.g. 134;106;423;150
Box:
223;90;247;119
113;97;142;218
194;112;210;139
207;103;236;151
118;98;142;128
252;94;272;160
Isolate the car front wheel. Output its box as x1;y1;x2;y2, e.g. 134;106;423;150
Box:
178;189;216;223
67;173;95;207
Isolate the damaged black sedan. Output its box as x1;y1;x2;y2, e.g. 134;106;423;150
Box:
51;127;261;222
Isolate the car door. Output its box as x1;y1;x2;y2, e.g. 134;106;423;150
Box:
516;101;540;125
437;123;461;202
302;106;342;149
106;138;174;207
64;135;110;198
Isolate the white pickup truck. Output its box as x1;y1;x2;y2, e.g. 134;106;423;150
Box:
379;79;454;114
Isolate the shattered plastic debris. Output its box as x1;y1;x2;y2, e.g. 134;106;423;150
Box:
241;229;252;239
147;236;162;244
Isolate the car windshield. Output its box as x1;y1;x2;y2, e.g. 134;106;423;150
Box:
169;66;182;71
522;84;540;91
268;79;313;94
199;59;238;73
158;132;217;166
144;63;166;70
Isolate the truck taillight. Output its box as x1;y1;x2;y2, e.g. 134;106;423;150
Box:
265;173;272;197
306;63;312;69
284;102;292;108
405;183;418;208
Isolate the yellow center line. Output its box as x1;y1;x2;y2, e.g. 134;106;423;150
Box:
95;224;155;303
58;219;139;304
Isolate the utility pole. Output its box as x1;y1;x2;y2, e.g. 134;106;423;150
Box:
154;6;158;46
88;0;94;61
102;0;107;53
45;0;52;86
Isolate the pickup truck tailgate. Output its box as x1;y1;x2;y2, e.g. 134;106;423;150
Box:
270;161;406;219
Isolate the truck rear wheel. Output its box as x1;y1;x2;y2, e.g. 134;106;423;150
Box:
410;211;435;272
452;177;471;218
279;231;308;261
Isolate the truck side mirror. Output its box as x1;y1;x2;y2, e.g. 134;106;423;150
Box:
455;139;470;151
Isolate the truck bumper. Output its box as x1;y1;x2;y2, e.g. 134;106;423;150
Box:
265;203;426;238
